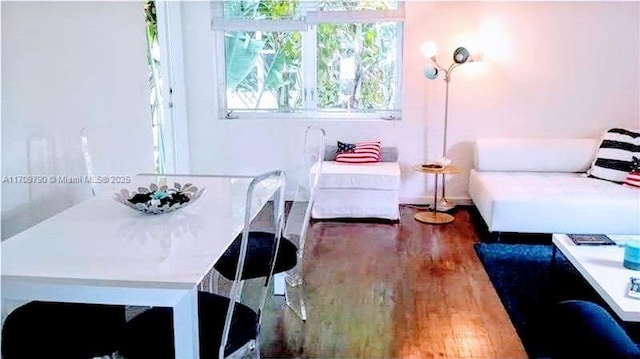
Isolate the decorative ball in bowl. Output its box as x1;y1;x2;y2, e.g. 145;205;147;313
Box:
114;182;205;215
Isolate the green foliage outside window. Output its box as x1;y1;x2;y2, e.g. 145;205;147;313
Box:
224;0;303;111
144;1;166;173
222;0;400;113
317;22;397;110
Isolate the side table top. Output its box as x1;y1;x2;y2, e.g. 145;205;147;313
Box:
413;164;461;175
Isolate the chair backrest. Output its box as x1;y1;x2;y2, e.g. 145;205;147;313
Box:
284;126;325;261
219;170;286;358
80;127;96;196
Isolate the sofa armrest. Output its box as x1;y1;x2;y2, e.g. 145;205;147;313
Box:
324;146;398;162
474;138;598;172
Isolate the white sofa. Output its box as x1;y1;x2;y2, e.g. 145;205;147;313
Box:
469;138;640;235
310;146;400;220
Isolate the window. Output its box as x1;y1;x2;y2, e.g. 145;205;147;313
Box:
144;1;166;173
211;0;404;119
145;1;191;174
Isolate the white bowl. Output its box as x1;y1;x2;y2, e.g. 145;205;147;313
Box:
113;182;205;215
434;157;452;167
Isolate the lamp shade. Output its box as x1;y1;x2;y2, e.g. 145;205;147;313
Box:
420;41;437;59
423;66;439;80
453;47;470;64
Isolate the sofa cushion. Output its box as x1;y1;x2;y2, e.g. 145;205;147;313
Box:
325;146;398;162
336;141;356;153
335;140;381;163
623;156;640;189
474;138;599;172
587;128;640;183
469;169;640;234
311;161;400;191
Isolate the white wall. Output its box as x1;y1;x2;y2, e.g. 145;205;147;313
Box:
1;2;634;238
1;1;154;239
416;1;640;198
183;2;640;203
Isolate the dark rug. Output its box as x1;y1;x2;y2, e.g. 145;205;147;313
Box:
475;242;640;359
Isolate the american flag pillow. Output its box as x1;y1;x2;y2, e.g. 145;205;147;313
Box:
335;140;381;163
623;156;640;188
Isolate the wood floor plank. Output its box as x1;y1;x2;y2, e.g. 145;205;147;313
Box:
261;206;527;358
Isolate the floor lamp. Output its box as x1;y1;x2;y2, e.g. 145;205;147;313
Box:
421;42;481;211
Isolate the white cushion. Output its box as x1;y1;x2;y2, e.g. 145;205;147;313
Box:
469;169;640;234
474;138;599;172
586;128;640;183
311;161;401;191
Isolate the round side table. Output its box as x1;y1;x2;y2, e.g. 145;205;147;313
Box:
412;164;461;224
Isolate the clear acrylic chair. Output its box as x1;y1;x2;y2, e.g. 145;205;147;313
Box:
118;170;287;359
1;129;129;358
212;182;297;283
80;127;96;196
283;125;326;321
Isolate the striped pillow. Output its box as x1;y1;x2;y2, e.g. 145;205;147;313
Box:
587;128;640;183
623;156;640;188
335;140;381;163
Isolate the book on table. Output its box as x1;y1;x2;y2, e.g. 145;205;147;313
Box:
567;234;615;245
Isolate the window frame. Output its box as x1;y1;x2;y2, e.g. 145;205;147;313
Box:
211;1;404;121
155;1;191;173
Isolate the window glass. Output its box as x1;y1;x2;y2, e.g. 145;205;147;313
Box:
317;22;399;111
223;0;301;20
317;0;398;11
216;0;403;118
225;30;303;111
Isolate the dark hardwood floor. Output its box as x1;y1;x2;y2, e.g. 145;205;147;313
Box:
260;205;527;359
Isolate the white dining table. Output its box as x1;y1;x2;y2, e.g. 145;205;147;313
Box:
1;174;278;358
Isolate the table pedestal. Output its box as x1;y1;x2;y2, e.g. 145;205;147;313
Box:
412;164;459;225
414;211;455;224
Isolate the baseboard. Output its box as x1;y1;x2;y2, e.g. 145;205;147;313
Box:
400;196;473;206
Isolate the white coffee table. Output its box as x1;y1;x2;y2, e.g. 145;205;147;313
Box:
552;234;640;322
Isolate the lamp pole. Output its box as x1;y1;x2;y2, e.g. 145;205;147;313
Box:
440;62;464;159
440;69;452;210
424;46;473;211
438;62;465;211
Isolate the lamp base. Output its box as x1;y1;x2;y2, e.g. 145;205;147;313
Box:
435;198;457;212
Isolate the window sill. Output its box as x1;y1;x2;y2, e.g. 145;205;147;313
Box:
219;113;401;122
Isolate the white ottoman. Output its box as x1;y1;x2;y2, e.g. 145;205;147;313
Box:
310;147;401;220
